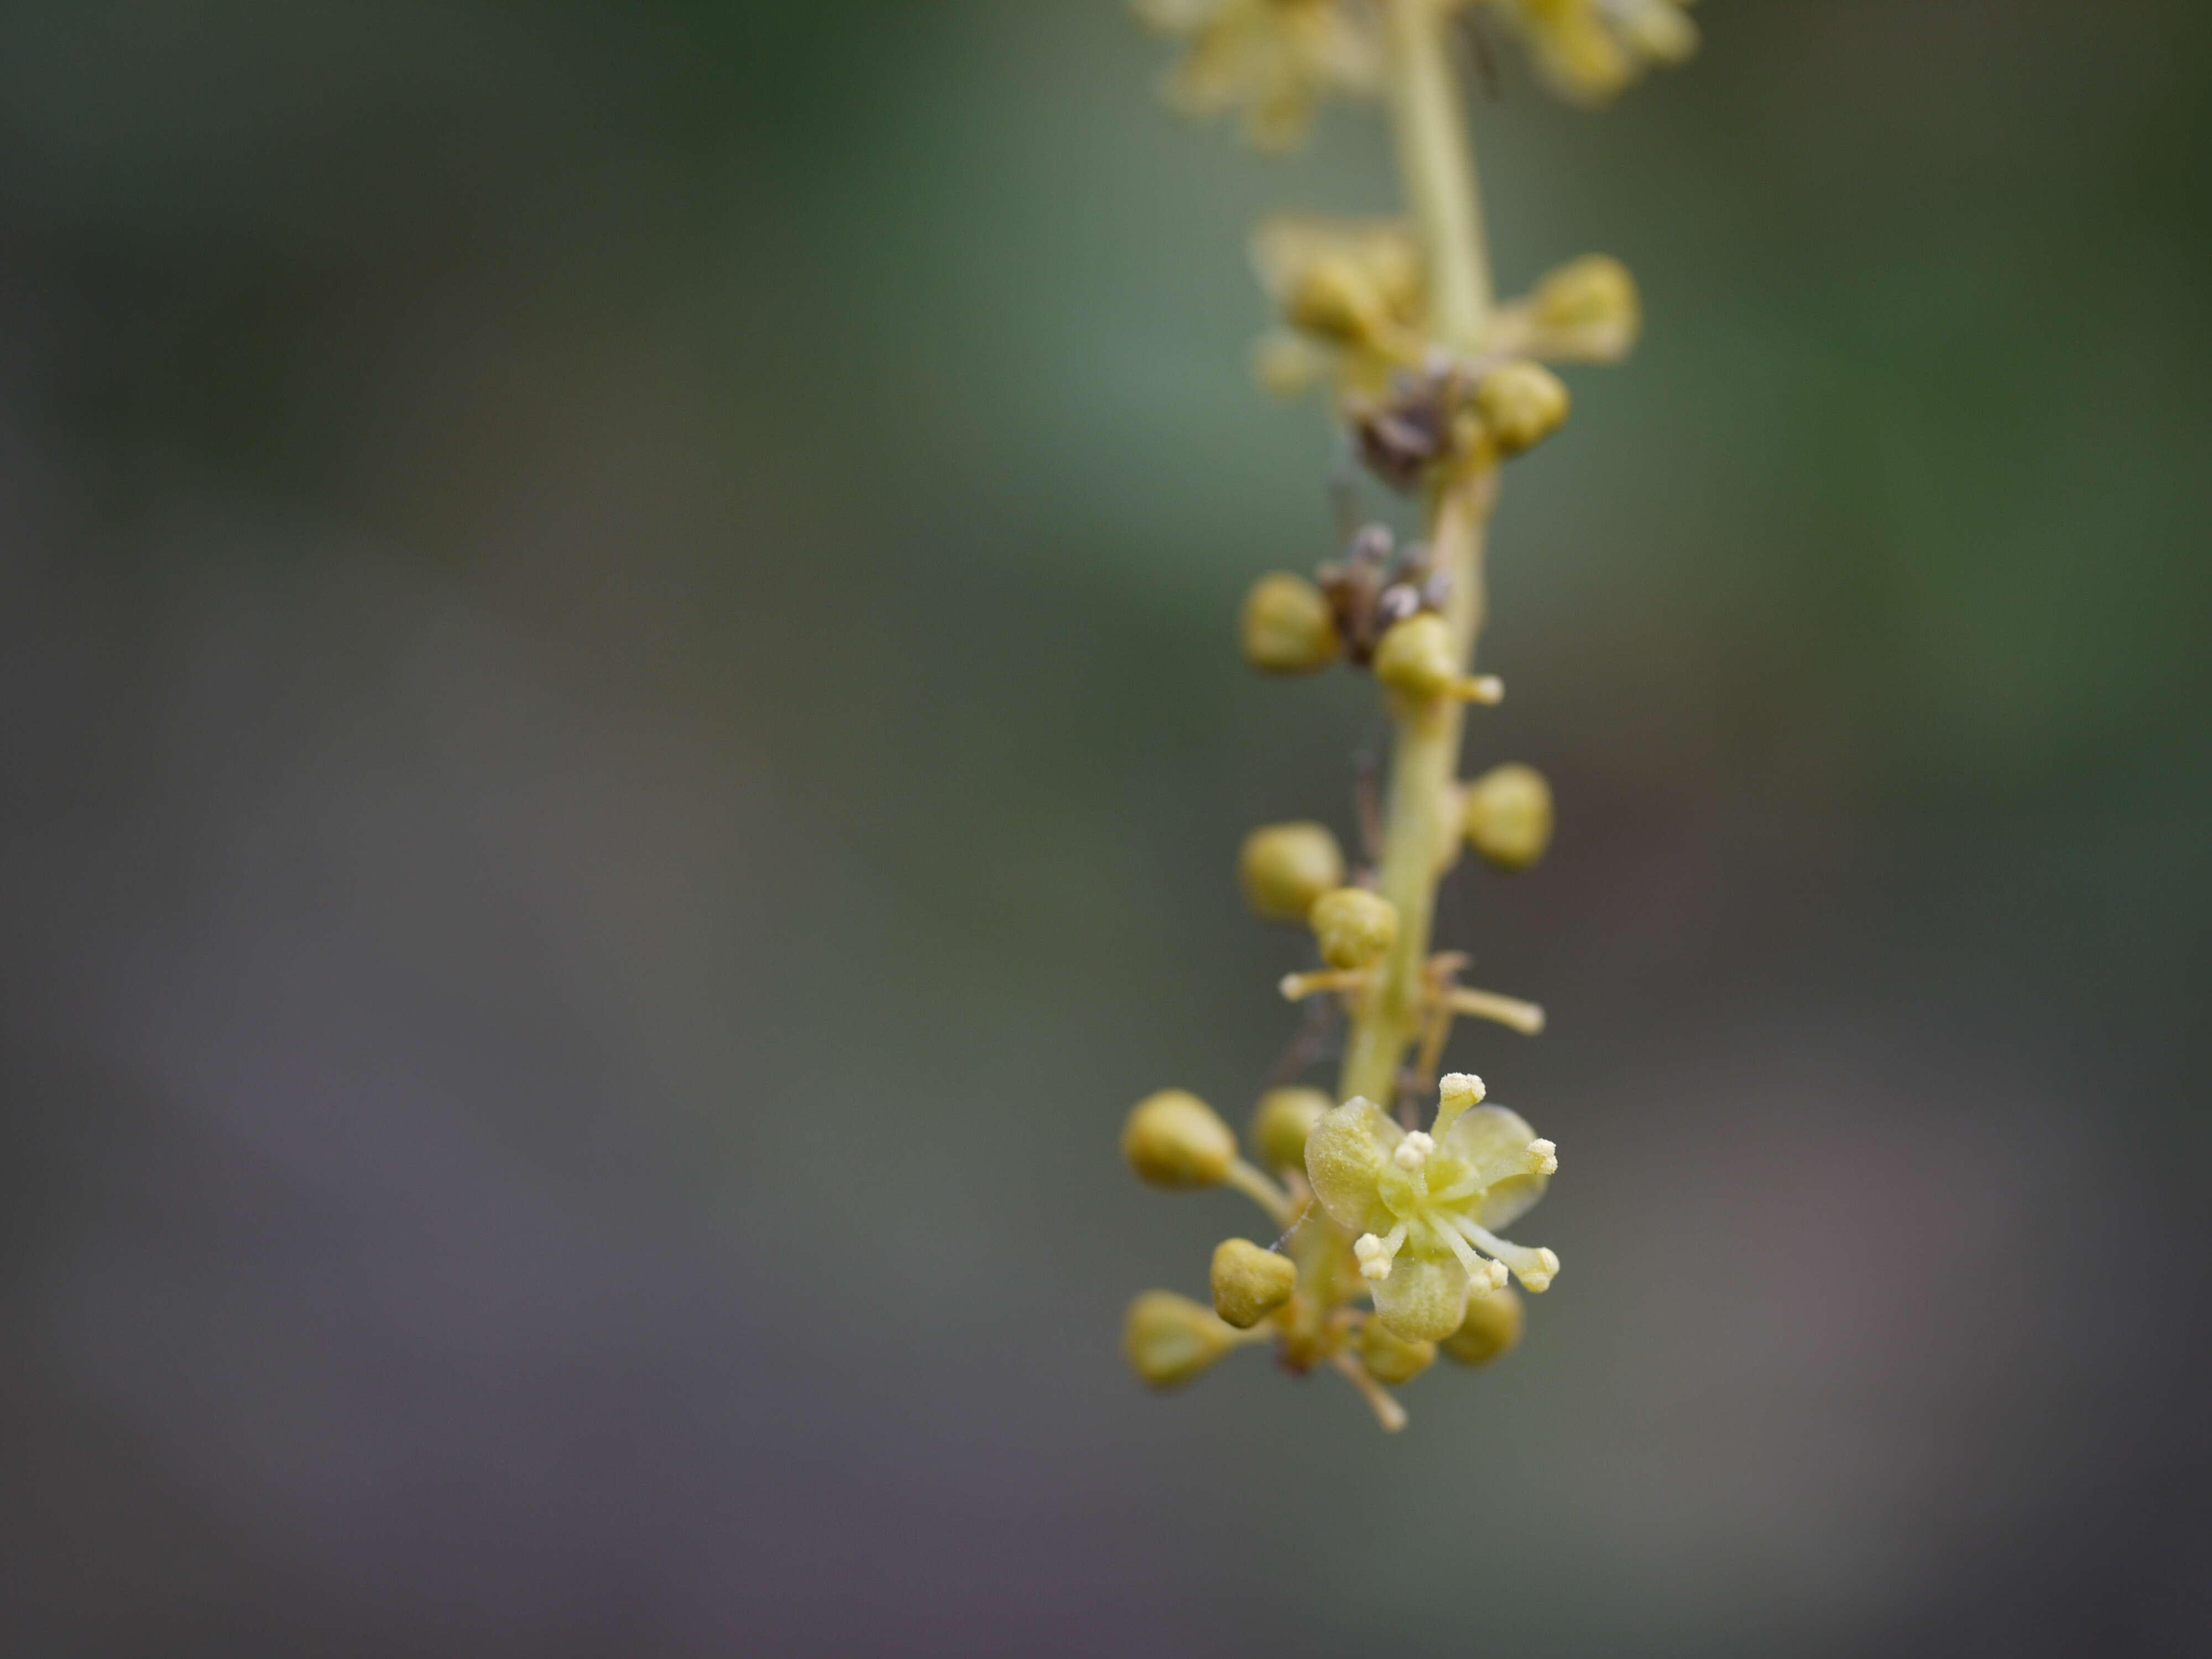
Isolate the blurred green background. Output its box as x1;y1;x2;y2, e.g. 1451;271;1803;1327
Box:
2;2;2206;1654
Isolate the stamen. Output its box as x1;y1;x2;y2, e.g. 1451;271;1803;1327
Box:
1279;968;1375;1003
1422;1215;1504;1291
1353;1223;1408;1282
1444;987;1547;1035
1527;1138;1558;1176
1457;674;1505;705
1452;1214;1559;1292
1431;1072;1485;1138
1413;1000;1454;1093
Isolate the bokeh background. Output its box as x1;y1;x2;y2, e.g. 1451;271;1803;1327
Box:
3;2;2208;1654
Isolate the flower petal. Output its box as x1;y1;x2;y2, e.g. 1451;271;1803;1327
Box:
1303;1097;1396;1232
1439;1103;1550;1228
1372;1253;1469;1343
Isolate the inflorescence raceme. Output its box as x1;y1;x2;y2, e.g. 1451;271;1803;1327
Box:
1121;0;1694;1431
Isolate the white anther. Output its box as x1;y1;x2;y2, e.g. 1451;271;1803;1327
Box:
1519;1248;1560;1293
1354;1228;1405;1282
1527;1138;1558;1176
1479;1260;1509;1292
1430;1072;1488;1141
1393;1130;1437;1171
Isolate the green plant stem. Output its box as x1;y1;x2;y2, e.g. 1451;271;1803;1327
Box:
1339;0;1499;1109
1386;0;1492;349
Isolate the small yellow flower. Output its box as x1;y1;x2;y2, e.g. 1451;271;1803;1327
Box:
1250;216;1428;398
1483;0;1698;107
1135;0;1384;152
1305;1073;1561;1340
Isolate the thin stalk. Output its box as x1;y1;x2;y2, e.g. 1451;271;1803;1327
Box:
1385;0;1492;350
1339;0;1500;1109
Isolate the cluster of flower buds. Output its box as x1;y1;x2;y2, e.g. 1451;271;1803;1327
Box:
1124;648;1563;1432
1239;519;1506;711
1130;487;1573;1432
1243;521;1466;680
1254;214;1641;492
1120;1074;1545;1428
1135;1;1698;150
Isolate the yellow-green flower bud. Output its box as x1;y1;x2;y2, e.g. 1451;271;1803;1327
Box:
1250;1086;1331;1173
1359;1317;1437;1385
1123;1089;1238;1188
1462;763;1554;873
1282;255;1388;348
1371;614;1502;705
1239;572;1342;675
1530;254;1641;363
1239;822;1345;923
1475;361;1571;457
1308;887;1397;971
1210;1238;1297;1329
1440;1284;1525;1367
1123;1291;1243;1389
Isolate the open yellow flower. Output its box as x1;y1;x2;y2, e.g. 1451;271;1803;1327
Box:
1483;0;1698;106
1135;0;1384;151
1304;1073;1560;1340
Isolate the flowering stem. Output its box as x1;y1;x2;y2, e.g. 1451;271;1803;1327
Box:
1385;0;1492;348
1338;1;1499;1109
